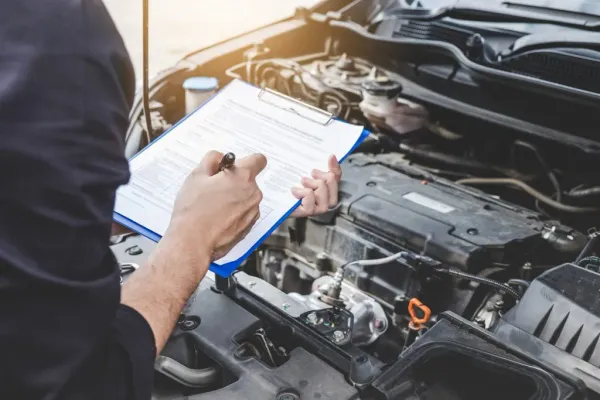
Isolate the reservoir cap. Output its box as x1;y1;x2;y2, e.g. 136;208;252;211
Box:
183;77;219;92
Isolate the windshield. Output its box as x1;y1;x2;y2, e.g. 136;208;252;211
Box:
105;0;320;76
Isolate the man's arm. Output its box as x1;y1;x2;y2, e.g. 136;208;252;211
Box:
0;1;267;399
121;151;266;353
0;1;146;399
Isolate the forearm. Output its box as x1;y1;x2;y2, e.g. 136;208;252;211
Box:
121;233;210;354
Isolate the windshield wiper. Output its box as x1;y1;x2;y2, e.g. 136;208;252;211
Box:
385;0;600;31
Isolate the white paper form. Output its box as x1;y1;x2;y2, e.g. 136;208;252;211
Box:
114;79;364;267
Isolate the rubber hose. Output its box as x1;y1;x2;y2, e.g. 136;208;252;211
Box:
399;143;497;174
568;186;600;198
457;178;599;213
155;356;219;388
435;268;522;300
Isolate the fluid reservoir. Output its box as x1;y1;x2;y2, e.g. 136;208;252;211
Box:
183;77;219;115
359;72;428;134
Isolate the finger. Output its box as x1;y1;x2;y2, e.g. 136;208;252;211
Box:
301;177;329;214
237;153;268;180
291;187;316;217
291;186;312;200
311;170;338;208
328;155;342;182
196;150;224;176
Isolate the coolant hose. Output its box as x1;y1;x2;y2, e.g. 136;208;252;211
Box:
435;268;522;301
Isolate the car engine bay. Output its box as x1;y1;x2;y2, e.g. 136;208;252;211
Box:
115;1;600;398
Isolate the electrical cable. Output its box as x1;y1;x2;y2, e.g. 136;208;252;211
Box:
317;91;349;119
328;251;409;300
568;186;600;198
425;121;463;140
512;140;562;202
399;143;501;175
290;70;317;101
507;279;530;290
347;252;410;268
258;67;280;88
281;75;293;96
434;268;522;301
141;0;153;145
575;233;600;263
577;256;600;271
456;178;599;213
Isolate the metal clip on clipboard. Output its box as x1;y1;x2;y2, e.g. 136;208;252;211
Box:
257;87;334;126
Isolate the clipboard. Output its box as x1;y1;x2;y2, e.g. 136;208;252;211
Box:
113;80;370;277
257;87;335;126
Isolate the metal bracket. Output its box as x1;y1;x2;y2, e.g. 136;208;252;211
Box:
258;87;334;126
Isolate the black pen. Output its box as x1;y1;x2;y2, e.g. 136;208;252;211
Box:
219;152;236;172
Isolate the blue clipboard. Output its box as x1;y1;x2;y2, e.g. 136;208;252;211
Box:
114;80;370;277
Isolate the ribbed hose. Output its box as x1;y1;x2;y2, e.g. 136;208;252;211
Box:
435;268;522;301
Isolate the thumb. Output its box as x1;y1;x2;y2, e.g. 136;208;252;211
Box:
196;150;224;176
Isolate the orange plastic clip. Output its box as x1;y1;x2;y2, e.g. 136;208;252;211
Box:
408;298;431;330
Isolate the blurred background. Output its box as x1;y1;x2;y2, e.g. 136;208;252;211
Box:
104;0;319;76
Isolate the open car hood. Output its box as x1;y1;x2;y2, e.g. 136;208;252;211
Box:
117;2;600;398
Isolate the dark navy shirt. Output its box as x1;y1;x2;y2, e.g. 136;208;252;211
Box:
0;1;156;398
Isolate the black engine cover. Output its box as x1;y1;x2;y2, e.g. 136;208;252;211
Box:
265;153;580;309
337;153;553;271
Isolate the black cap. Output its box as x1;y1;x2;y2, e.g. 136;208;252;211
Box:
361;78;403;99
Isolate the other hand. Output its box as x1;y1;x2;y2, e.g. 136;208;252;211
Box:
166;151;266;262
291;155;342;218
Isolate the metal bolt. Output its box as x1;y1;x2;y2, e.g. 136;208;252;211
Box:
179;316;201;331
494;300;505;310
183;320;195;329
282;303;291;311
521;262;533;280
466;33;485;47
125;245;143;256
316;252;331;272
248;281;256;288
333;330;345;342
307;312;318;325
